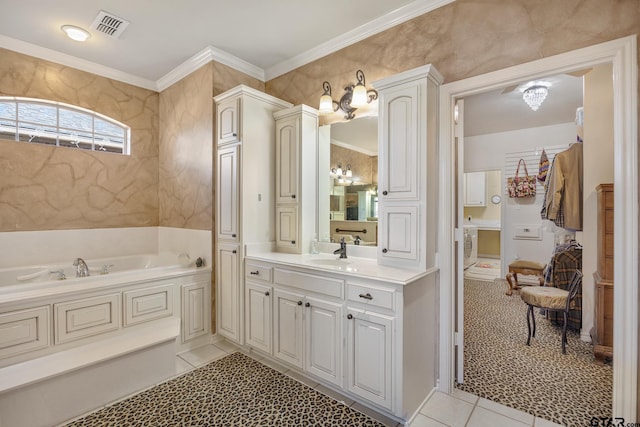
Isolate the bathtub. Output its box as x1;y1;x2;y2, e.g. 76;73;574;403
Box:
0;251;212;427
0;252;204;300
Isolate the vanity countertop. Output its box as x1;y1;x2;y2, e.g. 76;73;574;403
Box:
245;251;436;285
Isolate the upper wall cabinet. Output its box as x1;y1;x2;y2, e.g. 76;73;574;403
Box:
274;105;319;254
463;171;486;207
373;65;443;271
217;97;241;145
214;85;292;344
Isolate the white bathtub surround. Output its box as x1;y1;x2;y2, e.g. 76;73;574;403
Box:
0;226;212;270
0;231;213;427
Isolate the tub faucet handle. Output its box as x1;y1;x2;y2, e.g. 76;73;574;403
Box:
50;269;66;280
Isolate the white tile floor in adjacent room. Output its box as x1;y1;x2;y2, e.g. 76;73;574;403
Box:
173;342;565;427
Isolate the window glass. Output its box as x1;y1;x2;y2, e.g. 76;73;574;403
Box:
0;97;130;154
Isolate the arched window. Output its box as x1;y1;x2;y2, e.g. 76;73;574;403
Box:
0;97;130;154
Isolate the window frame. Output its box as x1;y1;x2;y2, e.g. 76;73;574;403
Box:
0;96;131;155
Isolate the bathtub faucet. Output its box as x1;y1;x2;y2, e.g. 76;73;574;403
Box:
73;258;90;277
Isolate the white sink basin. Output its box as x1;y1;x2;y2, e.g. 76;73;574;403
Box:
308;258;351;266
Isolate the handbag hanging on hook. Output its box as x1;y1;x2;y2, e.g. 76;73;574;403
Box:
507;159;537;198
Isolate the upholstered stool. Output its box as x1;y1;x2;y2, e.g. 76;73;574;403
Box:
505;260;545;296
520;271;582;354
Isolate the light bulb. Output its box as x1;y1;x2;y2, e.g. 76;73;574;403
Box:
350;84;368;108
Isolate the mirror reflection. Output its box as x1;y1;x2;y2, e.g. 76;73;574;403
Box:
319;115;378;246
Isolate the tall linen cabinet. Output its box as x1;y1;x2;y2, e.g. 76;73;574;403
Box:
373;64;443;271
214;85;291;343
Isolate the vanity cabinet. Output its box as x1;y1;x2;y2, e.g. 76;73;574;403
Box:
273;105;318;254
271;269;343;386
245;281;272;354
374;64;442;270
214;86;292;344
346;307;394;409
463;171;486;207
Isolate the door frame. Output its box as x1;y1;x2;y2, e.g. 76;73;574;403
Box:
437;35;638;420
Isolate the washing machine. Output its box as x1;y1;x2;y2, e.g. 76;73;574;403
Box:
463;225;478;269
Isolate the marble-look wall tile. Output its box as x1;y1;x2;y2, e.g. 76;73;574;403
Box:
266;0;639;125
0;49;159;232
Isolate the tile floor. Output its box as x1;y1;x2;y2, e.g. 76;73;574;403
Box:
176;341;565;427
72;341;566;427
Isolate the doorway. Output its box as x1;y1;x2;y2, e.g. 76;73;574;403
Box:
438;36;638;421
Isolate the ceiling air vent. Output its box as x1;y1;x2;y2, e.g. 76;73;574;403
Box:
90;10;130;39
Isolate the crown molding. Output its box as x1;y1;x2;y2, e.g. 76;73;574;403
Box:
0;34;158;91
264;0;455;80
156;45;265;92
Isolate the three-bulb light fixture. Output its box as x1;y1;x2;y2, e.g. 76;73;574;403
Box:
319;70;378;120
330;162;353;184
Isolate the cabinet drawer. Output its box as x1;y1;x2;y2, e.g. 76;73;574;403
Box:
347;283;395;311
274;268;343;298
0;306;50;358
54;294;120;344
123;284;174;326
245;263;273;283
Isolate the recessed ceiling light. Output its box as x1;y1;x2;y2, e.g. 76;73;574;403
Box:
61;25;91;42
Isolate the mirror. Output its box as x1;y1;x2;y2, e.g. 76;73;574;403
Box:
318;115;378;246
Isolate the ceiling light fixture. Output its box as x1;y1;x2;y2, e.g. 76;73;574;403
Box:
522;85;549;111
319;70;378;120
61;25;91;42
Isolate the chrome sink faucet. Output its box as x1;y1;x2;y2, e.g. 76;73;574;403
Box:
333;237;348;259
73;258;90;277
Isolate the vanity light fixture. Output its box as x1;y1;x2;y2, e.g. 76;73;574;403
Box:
319;70;378;120
61;25;91;42
522;83;550;111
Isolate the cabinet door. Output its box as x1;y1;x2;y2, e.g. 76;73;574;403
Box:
217;244;240;343
245;282;272;354
275;116;299;203
217;145;240;242
346;308;393;410
379;84;420;201
275;205;298;250
273;288;304;368
379;205;418;261
182;282;208;342
463;171;486;206
305;296;342;386
217;97;240;145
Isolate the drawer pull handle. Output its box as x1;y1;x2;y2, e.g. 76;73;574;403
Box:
232;250;237;254
382;248;388;253
297;301;303;306
347;314;353;320
265;291;270;296
291;240;296;245
359;293;373;300
250;271;260;275
382;190;388;195
232;132;237;137
291;194;296;199
232;234;237;238
305;302;310;307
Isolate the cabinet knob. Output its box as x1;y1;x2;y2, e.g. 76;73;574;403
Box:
382;248;388;253
347;314;353;320
291;194;296;199
232;233;237;238
232;132;237;137
265;291;270;296
382;190;388;195
291;240;296;245
359;293;373;300
305;302;310;307
232;250;237;254
297;301;303;306
250;271;259;275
